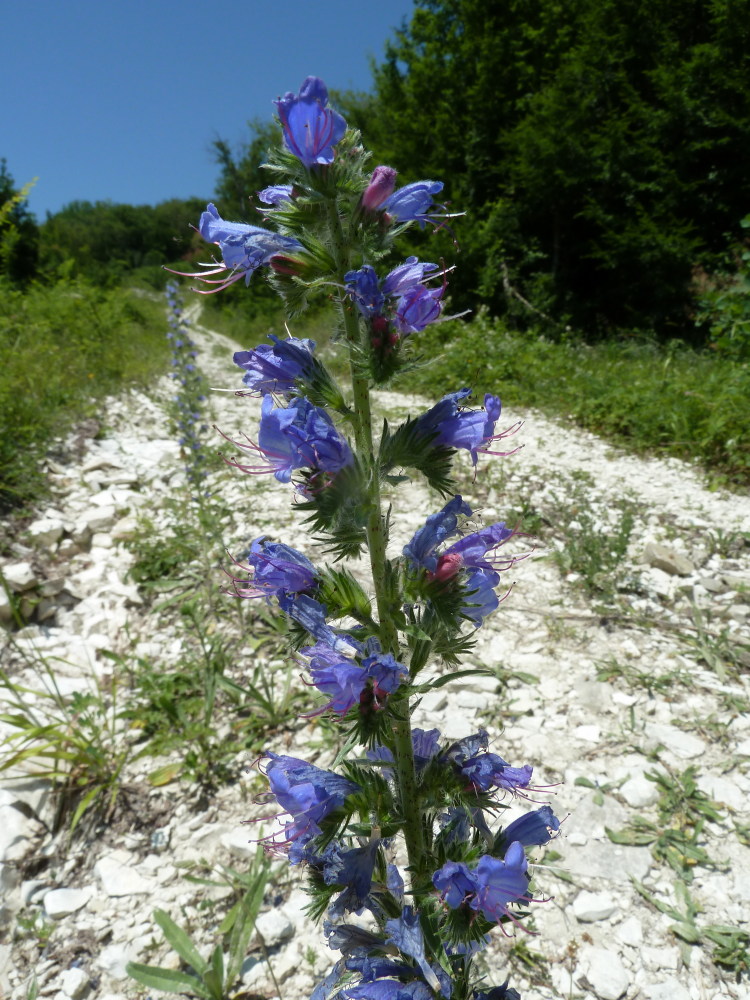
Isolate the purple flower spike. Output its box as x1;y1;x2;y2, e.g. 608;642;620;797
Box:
233;334;316;395
275;77;347;168
383;180;445;228
471;843;531;923
265;753;361;845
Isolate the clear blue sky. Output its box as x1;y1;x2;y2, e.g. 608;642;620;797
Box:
2;0;414;220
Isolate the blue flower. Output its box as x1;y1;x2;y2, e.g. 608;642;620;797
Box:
433;860;476;908
458;751;534;794
382;257;440;297
275;77;347;168
279;594;360;655
393;284;444;335
258;184;294;206
342;981;434;1000
385;908;442;993
473;982;521;1000
255;395;353;483
344;265;385;318
233;334;316;395
402;495;472;574
434;844;531;924
499;806;561;849
415;391;503;466
264;753;361;845
305;642;368;714
233;537;317;600
471;843;530;922
176;203;302;293
344;258;443;338
382;180;445;228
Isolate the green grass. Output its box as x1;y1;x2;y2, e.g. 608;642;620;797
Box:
401;310;750;489
0;274;168;510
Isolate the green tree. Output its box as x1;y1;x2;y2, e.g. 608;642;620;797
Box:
369;0;750;338
0;159;39;284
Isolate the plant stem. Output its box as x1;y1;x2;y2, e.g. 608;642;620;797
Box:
325;198;426;878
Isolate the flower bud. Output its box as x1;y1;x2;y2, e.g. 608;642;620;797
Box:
361;166;397;211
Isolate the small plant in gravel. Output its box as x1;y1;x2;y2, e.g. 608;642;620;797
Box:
162;77;563;1000
607;765;726;883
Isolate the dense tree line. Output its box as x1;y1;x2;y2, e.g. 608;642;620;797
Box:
213;0;750;340
364;0;750;337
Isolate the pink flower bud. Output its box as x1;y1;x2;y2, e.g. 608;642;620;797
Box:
433;552;463;582
362;166;398;211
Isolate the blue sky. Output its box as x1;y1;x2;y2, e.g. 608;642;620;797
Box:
2;0;414;220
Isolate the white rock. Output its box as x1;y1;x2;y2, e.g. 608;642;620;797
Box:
643;980;691;1000
574;724;601;743
620;775;659;808
80;505;117;533
2;561;36;592
96;943;136;979
254;908;294;947
644;723;706;759
27;517;65;547
0;792;43;862
59;967;89;999
220;826;256;859
43;887;91;918
615;915;643;947
573;891;618;922
94;854;154;896
579;946;630;1000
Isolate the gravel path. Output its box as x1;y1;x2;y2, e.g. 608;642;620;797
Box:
1;306;748;1000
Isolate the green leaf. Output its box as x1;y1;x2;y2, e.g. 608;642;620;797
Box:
153;909;207;974
125;962;209;997
413;668;495;691
149;762;183;786
606;825;656;846
670;921;702;945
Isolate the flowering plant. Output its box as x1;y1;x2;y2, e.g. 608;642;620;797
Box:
177;76;561;1000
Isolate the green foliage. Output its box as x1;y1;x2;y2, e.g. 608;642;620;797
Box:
39;196;207;287
0;275;168;509
695;215;750;361
606;766;725;882
0;648;137;838
366;0;750;337
127;852;271;1000
406;310;750;487
0;159;39;284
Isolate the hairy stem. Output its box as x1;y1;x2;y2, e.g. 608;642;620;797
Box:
325;198;426;875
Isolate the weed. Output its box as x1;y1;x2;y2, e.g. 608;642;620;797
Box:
546;488;638;601
574;774;626;806
683;602;750;682
607;766;725;882
596;656;692;698
632;878;750;981
0;646;136;839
